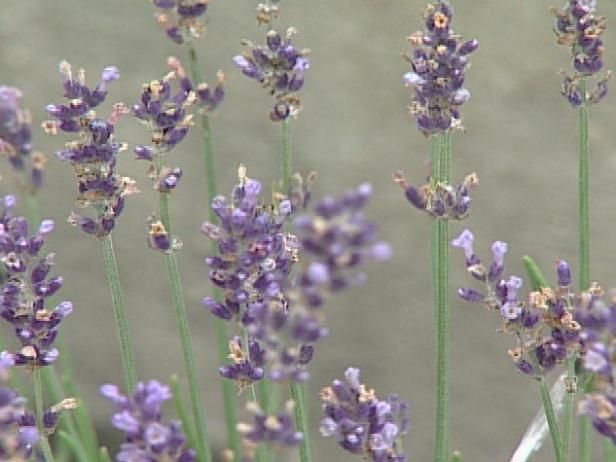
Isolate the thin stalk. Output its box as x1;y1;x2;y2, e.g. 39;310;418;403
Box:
577;78;591;462
186;41;241;461
604;438;616;462
579;416;591;462
281;119;292;193
432;131;451;462
33;368;56;462
539;377;564;462
61;373;99;461
99;447;113;462
101;234;138;391
170;374;198;454
57;430;90;462
159;188;212;462
290;382;312;462
561;355;576;462
243;330;266;462
578;78;589;292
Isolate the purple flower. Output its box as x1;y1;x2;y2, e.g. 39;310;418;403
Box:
0;213;73;367
319;367;408;462
453;231;584;377
403;1;478;135
101;380;196;462
0;86;46;191
553;0;611;107
44;61;138;238
394;170;478;219
237;400;303;453
233;28;310;121
152;0;208;44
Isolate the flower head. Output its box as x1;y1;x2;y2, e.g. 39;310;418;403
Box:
234;28;310;121
553;0;611;107
320;367;408;462
101;380;196;462
152;0;208;44
453;231;584;377
0;86;46;191
403;1;478;135
0;210;72;368
44;61;137;238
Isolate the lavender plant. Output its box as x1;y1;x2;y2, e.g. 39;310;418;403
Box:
397;2;477;461
2;0;616;461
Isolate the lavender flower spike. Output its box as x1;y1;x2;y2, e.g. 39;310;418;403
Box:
152;0;209;45
553;0;611;107
234;27;310;121
44;61;138;237
320;367;408;462
101;380;196;462
403;1;478;135
0;215;72;367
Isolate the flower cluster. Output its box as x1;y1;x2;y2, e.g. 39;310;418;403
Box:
101;380;196;462
0;352;38;460
553;0;611;107
319;367;408;462
0;86;46;191
237;400;303;459
393;169;478;219
574;284;616;443
44;61;138;238
152;0;208;45
0;211;73;367
133;57;195;191
403;1;478;135
249;182;392;383
234;28;310;121
452;229;583;377
201;165;296;388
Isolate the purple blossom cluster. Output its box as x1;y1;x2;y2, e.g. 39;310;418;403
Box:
233;28;310;121
394;170;478;219
101;380;196;462
0;352;38;459
319;367;408;462
152;0;208;45
403;0;478;135
553;0;611;107
452;229;583;377
237;400;303;458
201;166;297;388
44;61;138;238
0;204;72;367
248;181;391;383
133;58;224;201
573;284;616;443
0;86;46;190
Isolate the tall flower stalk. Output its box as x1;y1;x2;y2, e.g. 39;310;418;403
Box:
398;2;477;460
132;58;217;462
552;1;611;459
44;62;139;391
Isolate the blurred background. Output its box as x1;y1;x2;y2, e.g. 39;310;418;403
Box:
2;0;616;460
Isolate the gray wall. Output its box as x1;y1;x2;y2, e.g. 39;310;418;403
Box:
2;0;616;460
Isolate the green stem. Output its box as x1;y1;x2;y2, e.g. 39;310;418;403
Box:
604;438;616;462
186;41;241;461
579;415;591;462
578;78;589;293
170;374;198;455
33;368;56;462
290;382;312;462
101;234;138;391
57;430;90;462
562;356;576;462
539;377;564;462
159;190;212;462
432;131;451;462
281;119;292;193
